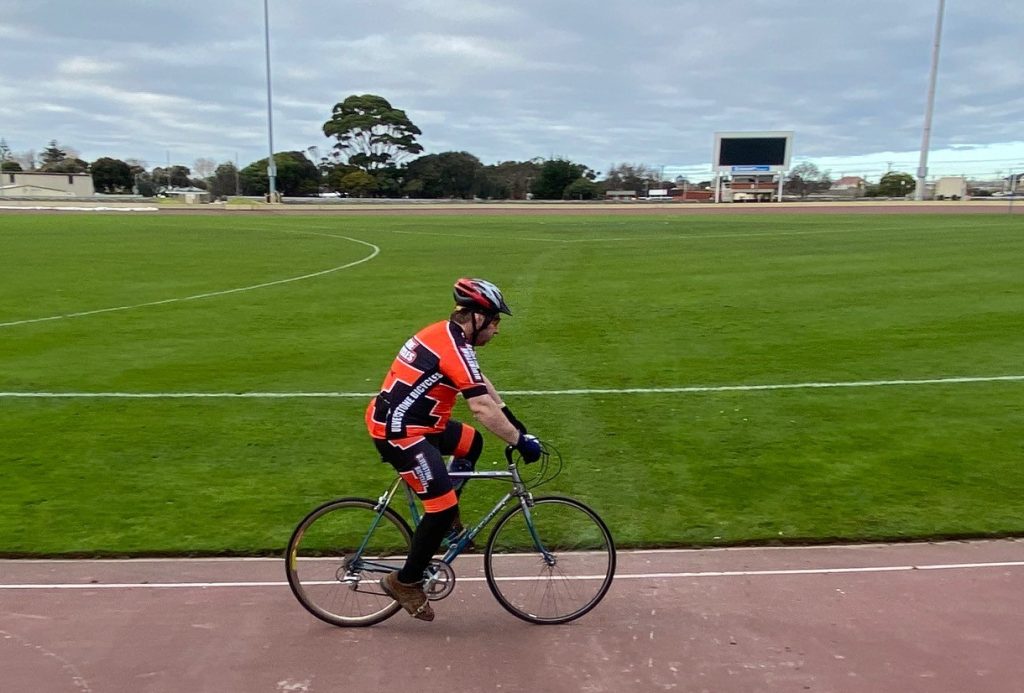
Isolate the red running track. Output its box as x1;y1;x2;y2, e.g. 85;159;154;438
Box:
2;539;1022;692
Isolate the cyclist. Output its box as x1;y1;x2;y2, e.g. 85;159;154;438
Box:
366;277;542;621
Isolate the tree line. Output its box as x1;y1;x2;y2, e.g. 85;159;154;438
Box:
0;94;921;200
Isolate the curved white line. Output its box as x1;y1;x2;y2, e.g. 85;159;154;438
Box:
0;233;379;328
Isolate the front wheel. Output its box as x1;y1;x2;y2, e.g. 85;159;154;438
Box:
286;498;413;627
484;496;615;624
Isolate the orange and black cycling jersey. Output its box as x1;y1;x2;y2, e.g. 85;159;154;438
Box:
366;320;488;440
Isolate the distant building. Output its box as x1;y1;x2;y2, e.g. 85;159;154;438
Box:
164;186;211;204
934;176;967;200
831;176;866;192
669;188;713;201
723;174;777;202
0;170;95;197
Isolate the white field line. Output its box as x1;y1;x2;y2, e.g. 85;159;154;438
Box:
0;205;158;212
3;560;1023;590
0;232;379;329
2;374;1022;399
386;226;880;244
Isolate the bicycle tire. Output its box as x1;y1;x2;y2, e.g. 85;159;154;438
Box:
286;497;413;627
484;496;615;624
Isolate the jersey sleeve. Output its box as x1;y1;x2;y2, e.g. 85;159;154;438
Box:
441;323;488;398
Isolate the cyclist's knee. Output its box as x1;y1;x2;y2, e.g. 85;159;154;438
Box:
449;457;476;474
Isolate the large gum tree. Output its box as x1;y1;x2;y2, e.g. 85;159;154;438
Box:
322;94;424;172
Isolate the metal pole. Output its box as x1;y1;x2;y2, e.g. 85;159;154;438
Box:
1009;168;1016;215
263;0;277;202
916;0;945;201
0;138;7;197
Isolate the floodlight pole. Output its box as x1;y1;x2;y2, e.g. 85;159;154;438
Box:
263;0;277;202
916;0;945;201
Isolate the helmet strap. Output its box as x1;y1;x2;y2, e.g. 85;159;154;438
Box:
469;312;495;346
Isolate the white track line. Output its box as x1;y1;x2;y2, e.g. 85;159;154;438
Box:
0;232;379;329
3;560;1023;590
6;539;1019;562
2;374;1021;399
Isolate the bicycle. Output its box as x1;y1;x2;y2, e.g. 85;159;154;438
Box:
285;441;616;626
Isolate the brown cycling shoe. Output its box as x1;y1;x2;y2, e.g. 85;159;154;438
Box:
380;571;435;622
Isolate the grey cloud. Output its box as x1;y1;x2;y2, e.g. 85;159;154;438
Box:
0;0;1021;177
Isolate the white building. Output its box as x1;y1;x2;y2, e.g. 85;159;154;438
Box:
0;170;96;196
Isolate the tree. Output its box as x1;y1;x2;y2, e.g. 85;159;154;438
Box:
40;140;67;168
193;158;216;180
323;94;424;171
323;161;362;194
207;162;241;198
239;151;320;196
602;163;658;194
42;157;89;174
876;171;916;197
91;157;133;193
37;138;88;173
784;162;832;198
531;158;594;200
13;149;37;170
480;159;544;199
134;172;158;197
404;151;483;199
152;165;193;189
1;160;21;172
562;177;602;200
339;170;378;197
373;164;407;198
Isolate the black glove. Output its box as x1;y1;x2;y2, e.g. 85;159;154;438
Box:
515;433;542;464
501;405;528;434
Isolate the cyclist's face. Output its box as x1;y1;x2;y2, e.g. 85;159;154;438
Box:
473;314;500;346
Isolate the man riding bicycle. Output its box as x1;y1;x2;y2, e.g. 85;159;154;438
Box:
366;277;542;621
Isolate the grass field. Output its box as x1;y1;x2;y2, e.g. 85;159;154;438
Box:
2;211;1022;556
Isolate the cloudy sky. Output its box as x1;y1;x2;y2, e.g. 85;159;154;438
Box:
1;0;1022;180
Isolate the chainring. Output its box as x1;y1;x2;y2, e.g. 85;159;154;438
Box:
423;560;456;600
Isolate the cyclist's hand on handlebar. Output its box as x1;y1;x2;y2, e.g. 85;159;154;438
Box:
515;433;542;463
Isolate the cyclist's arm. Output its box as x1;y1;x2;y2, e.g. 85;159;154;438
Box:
482;375;527;433
482;375;505;407
465;393;521;445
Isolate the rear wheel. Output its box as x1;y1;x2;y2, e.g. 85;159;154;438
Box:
484;496;615;624
286;498;412;627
